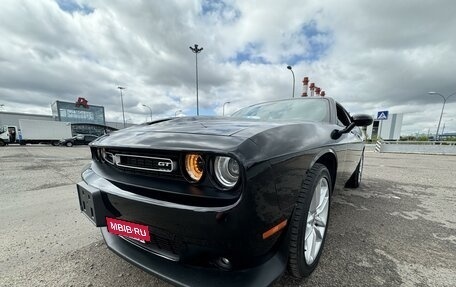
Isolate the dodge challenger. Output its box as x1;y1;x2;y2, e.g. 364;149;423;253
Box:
76;97;373;286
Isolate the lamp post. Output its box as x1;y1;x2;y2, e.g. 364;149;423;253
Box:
222;101;231;116
117;86;126;128
189;44;203;116
286;65;295;98
142;104;153;121
428;91;456;141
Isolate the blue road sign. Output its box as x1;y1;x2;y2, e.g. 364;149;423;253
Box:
377;111;389;120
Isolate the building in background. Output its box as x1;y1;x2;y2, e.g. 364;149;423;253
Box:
51;99;115;135
0;111;53;126
366;113;404;140
1;98;133;137
51;100;106;125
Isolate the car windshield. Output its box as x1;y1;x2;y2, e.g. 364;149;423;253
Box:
231;98;329;122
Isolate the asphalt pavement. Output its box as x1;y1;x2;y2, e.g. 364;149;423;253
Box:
0;146;455;286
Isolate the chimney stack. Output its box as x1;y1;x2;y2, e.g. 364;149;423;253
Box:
309;83;315;97
301;77;309;97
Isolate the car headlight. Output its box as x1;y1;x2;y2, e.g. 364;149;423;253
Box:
185;153;204;182
214;156;240;188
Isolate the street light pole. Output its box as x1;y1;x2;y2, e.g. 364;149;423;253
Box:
428;91;456;141
142;104;153;121
287;65;295;98
223;101;231;116
117;86;126;128
189;44;203;116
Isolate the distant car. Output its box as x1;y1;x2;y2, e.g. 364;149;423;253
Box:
60;134;99;147
76;97;372;286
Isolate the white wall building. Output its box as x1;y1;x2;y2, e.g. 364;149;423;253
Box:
366;113;403;140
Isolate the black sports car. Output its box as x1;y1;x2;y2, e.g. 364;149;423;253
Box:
76;97;372;286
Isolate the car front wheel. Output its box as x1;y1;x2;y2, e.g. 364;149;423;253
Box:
66;141;73;147
288;163;331;278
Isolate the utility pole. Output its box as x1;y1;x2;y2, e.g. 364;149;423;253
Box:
428;91;456;141
286;66;295;98
142;104;153;121
117;86;126;128
189;44;203;115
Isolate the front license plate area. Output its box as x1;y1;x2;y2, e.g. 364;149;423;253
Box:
77;182;109;227
106;217;150;242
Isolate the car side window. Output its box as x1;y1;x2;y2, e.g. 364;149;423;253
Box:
336;103;352;127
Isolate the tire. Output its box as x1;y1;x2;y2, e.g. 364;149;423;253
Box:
66;141;73;147
0;139;5;146
288;163;332;278
51;141;60;146
345;151;364;188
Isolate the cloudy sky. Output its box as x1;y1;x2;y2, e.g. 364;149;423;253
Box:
1;0;456;134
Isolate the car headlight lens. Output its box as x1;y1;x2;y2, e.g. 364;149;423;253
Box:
214;156;240;188
185;153;204;182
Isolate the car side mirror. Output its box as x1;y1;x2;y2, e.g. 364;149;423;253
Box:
331;114;373;140
352;114;373;127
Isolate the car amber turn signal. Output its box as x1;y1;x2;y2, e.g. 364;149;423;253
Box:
262;219;287;240
185;153;204;182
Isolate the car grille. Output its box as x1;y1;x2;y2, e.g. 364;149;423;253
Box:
118;155;173;172
102;148;184;180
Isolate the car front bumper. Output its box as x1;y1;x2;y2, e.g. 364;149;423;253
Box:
77;166;289;286
101;227;287;287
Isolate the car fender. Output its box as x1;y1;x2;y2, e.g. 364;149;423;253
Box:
309;148;339;189
273;147;338;219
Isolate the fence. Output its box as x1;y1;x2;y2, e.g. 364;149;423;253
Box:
375;140;456;155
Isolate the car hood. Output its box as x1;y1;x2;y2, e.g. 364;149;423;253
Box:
92;117;297;151
146;117;289;136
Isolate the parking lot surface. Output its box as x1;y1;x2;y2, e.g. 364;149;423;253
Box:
1;146;455;286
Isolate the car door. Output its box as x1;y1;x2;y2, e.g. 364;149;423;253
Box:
336;103;363;180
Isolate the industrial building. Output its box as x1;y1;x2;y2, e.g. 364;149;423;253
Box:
0;98;131;136
366;113;404;140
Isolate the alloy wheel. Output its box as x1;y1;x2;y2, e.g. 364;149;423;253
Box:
304;177;329;265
